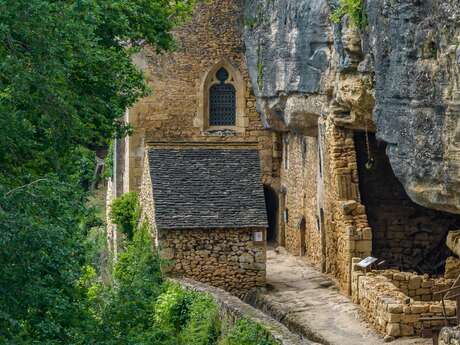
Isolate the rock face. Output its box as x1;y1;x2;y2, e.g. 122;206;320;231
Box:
244;0;460;214
244;0;333;135
366;0;460;215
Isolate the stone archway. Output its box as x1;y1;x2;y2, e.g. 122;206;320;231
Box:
264;185;279;244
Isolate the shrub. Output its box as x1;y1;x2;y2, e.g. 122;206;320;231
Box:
154;283;196;333
179;294;221;345
109;192;140;240
330;0;366;29
219;319;279;345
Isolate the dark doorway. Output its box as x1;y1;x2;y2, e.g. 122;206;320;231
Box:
264;186;279;243
299;216;306;256
354;132;460;275
319;208;326;272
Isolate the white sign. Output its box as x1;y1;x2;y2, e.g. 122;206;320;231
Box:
357;256;378;268
253;231;264;242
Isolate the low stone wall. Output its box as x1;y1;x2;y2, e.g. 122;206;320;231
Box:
352;265;456;338
159;228;266;295
173;277;312;345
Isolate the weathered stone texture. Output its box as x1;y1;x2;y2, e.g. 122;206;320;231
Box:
352;265;457;338
440;326;460;345
280;133;321;264
321;118;372;292
355;132;460;274
245;0;460;214
244;0;333;134
125;0;278;192
159;228;266;295
367;0;460;214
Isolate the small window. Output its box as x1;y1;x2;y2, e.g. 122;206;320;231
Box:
283;137;289;169
209;68;236;126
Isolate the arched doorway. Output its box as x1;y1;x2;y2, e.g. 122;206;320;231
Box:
264;185;279;244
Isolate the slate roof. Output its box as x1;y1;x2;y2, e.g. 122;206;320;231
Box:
147;148;268;230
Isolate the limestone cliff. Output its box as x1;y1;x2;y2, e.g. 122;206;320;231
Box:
244;0;460;214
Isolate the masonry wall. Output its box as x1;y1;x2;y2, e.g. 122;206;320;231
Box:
158;228;266;296
320;118;373;293
139;153;157;243
280;133;322;267
352;263;457;338
124;0;279;193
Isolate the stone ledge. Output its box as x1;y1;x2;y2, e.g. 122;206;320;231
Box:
171;277;313;345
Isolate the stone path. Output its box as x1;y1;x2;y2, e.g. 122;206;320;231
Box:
245;249;432;345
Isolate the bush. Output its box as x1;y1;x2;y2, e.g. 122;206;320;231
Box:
109;192;140;240
179;294;221;345
219;319;279;345
330;0;366;29
154;283;197;333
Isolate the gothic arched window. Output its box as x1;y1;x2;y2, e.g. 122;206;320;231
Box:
209;67;236;126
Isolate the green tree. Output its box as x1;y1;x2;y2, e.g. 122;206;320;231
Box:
109;192;140;240
0;0;197;343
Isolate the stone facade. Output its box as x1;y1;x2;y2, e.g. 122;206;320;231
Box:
280;133;321;264
160;228;266;296
121;0;279;194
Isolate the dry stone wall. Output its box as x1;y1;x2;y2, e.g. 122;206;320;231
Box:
158;228;266;296
321;118;372;292
352;263;457;338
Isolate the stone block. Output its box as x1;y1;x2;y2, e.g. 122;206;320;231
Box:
386;323;400;337
387;304;403;314
408;276;422;290
400;324;414;336
445;256;460;279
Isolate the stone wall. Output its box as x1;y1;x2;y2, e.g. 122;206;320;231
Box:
158;227;266;295
280;132;321;266
355;132;460;274
352;263;457;338
123;0;279;193
320;118;372;293
139;152;157;244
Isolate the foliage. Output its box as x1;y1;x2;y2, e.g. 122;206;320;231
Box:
218;319;279;345
109;192;140;240
179;294;221;345
84;222;168;344
103;141;114;179
155;283;196;333
0;178;87;343
0;0;197;343
330;0;366;29
0;0;197;184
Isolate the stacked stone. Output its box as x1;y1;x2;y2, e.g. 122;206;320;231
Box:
159;228;266;296
352;266;457;338
321;119;373;293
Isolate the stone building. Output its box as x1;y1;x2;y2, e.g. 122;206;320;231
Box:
140;147;268;294
108;0;460;339
108;0;281;294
